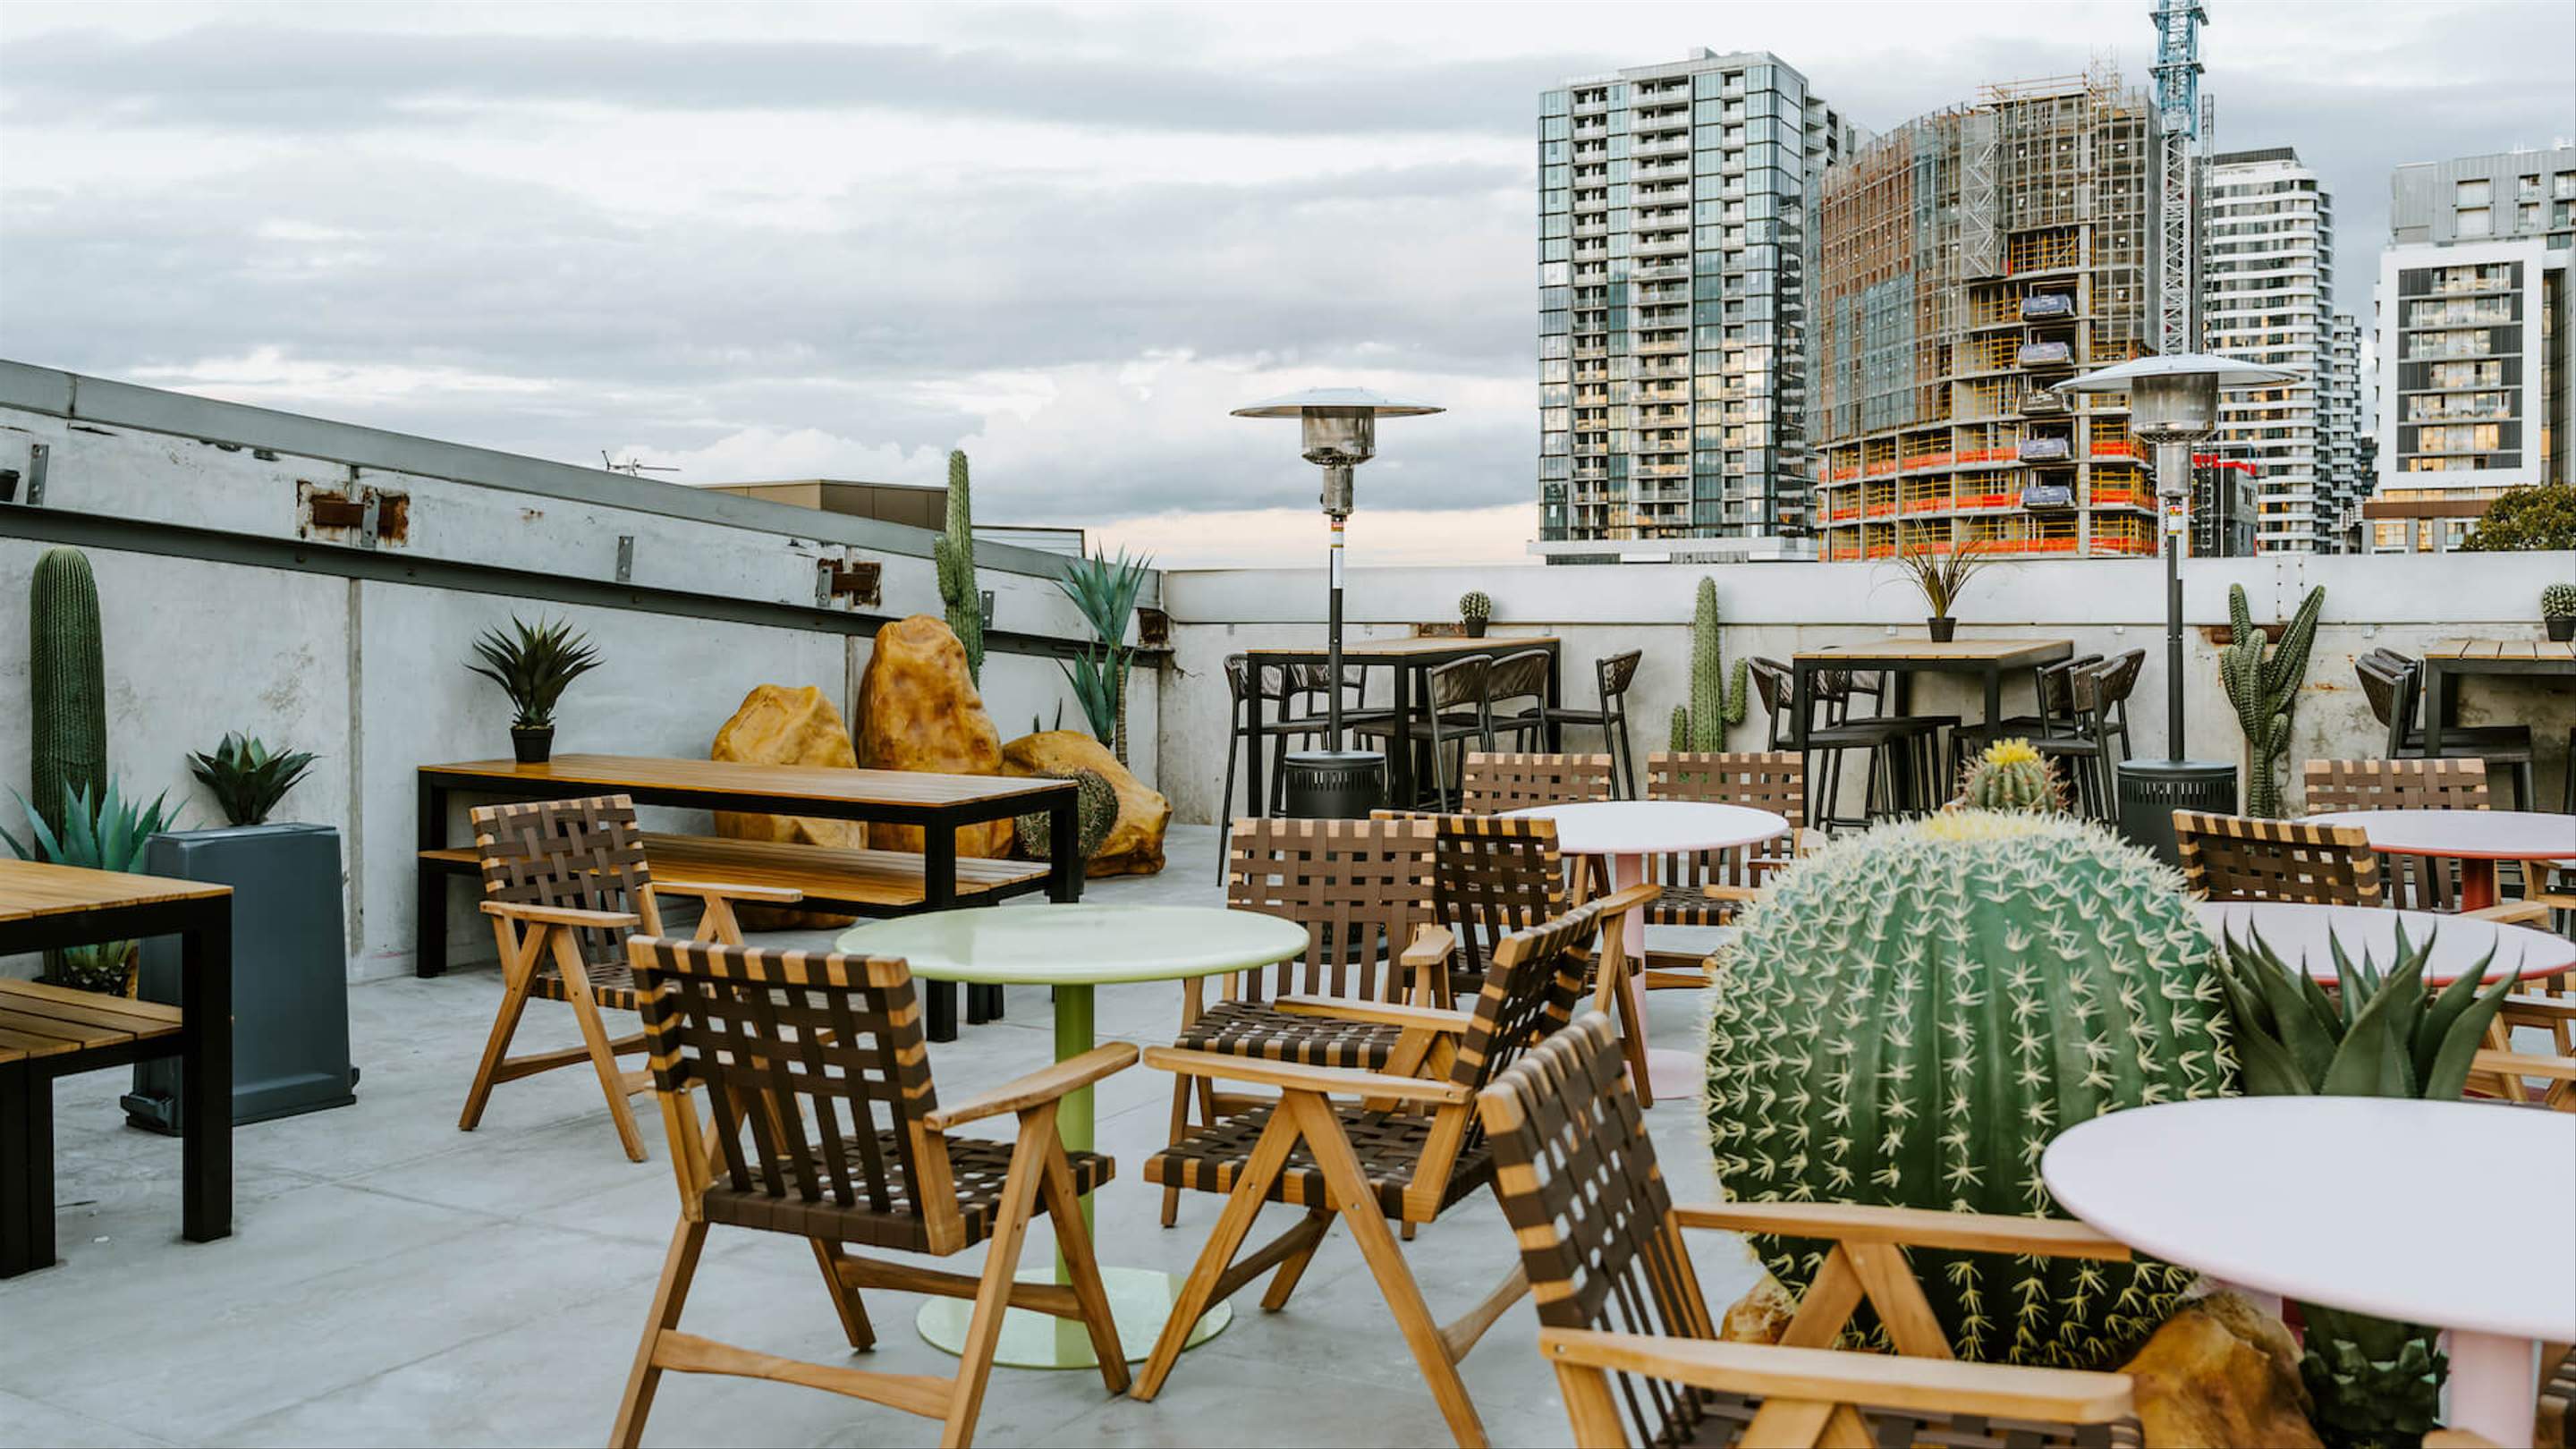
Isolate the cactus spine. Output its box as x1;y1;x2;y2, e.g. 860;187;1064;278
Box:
1957;739;2063;812
935;450;985;683
30;547;107;834
1667;575;1750;751
2218;582;2323;818
1707;812;2230;1370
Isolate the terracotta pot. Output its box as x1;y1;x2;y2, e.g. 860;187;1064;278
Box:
511;725;555;765
1928;615;1958;642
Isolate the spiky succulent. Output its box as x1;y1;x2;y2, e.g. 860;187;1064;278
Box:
2217;582;2323;818
1013;768;1119;862
1668;575;1750;751
188;732;320;826
1707;811;2230;1370
1958;739;2064;813
466;615;602;729
1457;589;1492;623
3;779;185;994
2542;581;2576;621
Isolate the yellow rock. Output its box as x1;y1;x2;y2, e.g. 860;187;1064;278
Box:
710;683;862;930
1000;731;1171;878
2119;1292;2320;1449
854;616;1011;860
1716;1274;1797;1345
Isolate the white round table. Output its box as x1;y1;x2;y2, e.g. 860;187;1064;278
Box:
2043;1097;2576;1445
1504;801;1789;1100
2304;809;2576;912
837;903;1309;1370
2198;901;2576;985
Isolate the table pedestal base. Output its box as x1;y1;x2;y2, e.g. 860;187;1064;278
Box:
2445;1328;2537;1447
915;1266;1231;1369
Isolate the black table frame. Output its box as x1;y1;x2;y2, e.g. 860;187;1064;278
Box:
416;767;1079;1043
1;892;233;1277
1238;640;1563;813
2422;649;2576;758
1789;643;2074;752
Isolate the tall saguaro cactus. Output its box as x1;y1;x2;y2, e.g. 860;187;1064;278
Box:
1667;575;1750;751
2218;581;2324;818
30;547;107;833
935;449;985;682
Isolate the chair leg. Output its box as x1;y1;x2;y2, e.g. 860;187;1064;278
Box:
1037;1134;1131;1395
459;921;542;1132
1134;1105;1305;1402
1614;713;1637;799
1260;1208;1337;1310
612;1216;709;1449
810;1238;876;1352
1160;1074;1192;1229
940;1107;1053;1449
549;935;649;1163
1217;728;1240;883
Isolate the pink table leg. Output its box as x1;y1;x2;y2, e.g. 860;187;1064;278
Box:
2445;1329;2537;1447
1608;852;1699;1101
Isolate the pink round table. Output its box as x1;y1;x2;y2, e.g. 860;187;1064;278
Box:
2198;901;2576;985
2303;809;2576;911
1505;800;1789;1100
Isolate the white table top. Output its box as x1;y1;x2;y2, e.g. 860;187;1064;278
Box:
2198;901;2576;985
2305;809;2576;863
1504;800;1789;857
835;904;1309;986
2043;1097;2576;1343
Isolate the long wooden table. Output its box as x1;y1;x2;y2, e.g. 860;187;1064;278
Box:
2419;640;2576;758
1;860;233;1276
1238;635;1563;810
417;755;1077;1041
1788;638;2076;750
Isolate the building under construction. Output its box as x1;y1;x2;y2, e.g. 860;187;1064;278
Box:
1814;70;2165;561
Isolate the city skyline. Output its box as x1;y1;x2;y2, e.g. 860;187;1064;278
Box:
1;0;2569;567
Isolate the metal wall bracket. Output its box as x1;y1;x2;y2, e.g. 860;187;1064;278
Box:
816;556;882;608
615;534;634;583
21;442;47;505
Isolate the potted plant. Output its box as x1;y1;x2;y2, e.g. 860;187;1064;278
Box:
1888;538;1993;642
2544;582;2576;642
188;733;318;826
468;615;603;764
1458;589;1492;638
2;780;183;995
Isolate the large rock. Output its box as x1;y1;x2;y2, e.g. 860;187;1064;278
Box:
2118;1292;2320;1449
1000;730;1170;877
1716;1274;1798;1345
710;683;863;930
854;616;1011;860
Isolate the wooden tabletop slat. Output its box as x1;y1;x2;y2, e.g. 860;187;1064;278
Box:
0;1012;137;1055
2424;639;2575;664
0;860;232;924
0;979;184;1032
419;754;1071;809
1245;635;1563;658
1793;639;2073;666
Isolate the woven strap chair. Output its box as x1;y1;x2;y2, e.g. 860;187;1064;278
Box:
2303;758;2496;911
1479;1013;2144;1449
2172;810;2383;907
1131;890;1652;1448
610;937;1132;1449
1637;751;1806;987
1161;818;1456;1227
1458;750;1615;816
461;794;801;1161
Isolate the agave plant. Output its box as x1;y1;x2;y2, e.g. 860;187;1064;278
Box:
188;733;319;826
2;780;185;994
1886;536;1994;619
1055;549;1152;764
467;615;603;728
2211;923;2520;1448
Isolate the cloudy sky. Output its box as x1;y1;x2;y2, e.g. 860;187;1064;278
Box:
3;1;2569;566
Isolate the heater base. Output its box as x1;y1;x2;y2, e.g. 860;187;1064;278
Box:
2116;759;2238;867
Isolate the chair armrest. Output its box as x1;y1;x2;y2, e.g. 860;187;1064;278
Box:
480;900;642;931
2466;901;2551;925
1399;922;1457;972
1671;1200;2131;1260
1536;1329;2135;1425
1140;1046;1471;1105
2471;1048;2576;1084
923;1043;1140;1131
1594;881;1663;917
1272;995;1475;1033
652;877;805;905
2500;995;2576;1022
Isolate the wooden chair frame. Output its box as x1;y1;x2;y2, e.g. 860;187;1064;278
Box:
1638;751;1807;987
2173;809;2382;908
460;795;801;1161
610;936;1134;1449
1131;892;1650;1448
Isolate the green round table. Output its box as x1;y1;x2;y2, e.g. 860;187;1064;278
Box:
835;902;1309;1369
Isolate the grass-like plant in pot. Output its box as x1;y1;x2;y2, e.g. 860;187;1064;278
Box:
468;615;603;764
1887;537;1993;642
2543;581;2576;642
1457;589;1491;638
2209;922;2518;1449
189;733;320;826
2;780;183;994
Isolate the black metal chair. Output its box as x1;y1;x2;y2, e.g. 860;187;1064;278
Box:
2357;652;2537;809
1217;656;1331;878
1480;648;1553;753
1948;651;2101;776
1748;658;1934;832
1352;653;1493;811
1544;650;1642;798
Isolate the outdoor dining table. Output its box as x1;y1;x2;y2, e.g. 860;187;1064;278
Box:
1504;799;1788;1102
2043;1097;2576;1447
1787;637;2075;750
1235;635;1563;815
2418;640;2576;757
2197;900;2576;985
836;902;1309;1368
2302;808;2576;912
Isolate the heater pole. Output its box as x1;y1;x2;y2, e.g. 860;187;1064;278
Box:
1326;513;1345;750
2156;439;2189;763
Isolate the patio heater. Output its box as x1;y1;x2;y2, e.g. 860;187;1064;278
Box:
1230;386;1444;818
2053;354;2298;863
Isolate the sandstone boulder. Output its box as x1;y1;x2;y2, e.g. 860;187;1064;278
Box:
2119;1292;2320;1449
1716;1274;1797;1345
1000;730;1171;877
855;616;1011;859
710;683;864;929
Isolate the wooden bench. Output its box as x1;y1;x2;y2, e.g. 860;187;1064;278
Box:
419;832;1050;917
2;979;187;1274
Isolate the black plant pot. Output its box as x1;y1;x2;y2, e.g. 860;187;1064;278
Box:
511;725;555;765
1462;619;1488;638
2549;616;2575;642
1927;615;1957;642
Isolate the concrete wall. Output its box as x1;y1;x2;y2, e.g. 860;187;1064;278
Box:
1157;553;2576;826
0;364;1159;980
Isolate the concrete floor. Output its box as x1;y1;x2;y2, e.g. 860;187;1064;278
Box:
0;825;1760;1448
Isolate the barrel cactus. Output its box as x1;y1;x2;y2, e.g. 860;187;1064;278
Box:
30;547;108;835
1707;811;2232;1369
1667;575;1750;751
1957;739;2063;813
1014;768;1118;862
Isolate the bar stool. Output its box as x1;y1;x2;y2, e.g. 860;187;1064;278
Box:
1816;668;1954;826
1544;649;1642;798
1352;653;1492;811
1216;654;1331;875
1748;657;1931;832
1481;648;1553;752
1949;652;2101;778
2357;652;2537;809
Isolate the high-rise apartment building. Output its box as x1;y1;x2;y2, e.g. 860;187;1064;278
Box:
1813;72;2162;562
1534;50;1855;563
2320;313;2366;547
2368;146;2575;552
2199;148;2355;553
